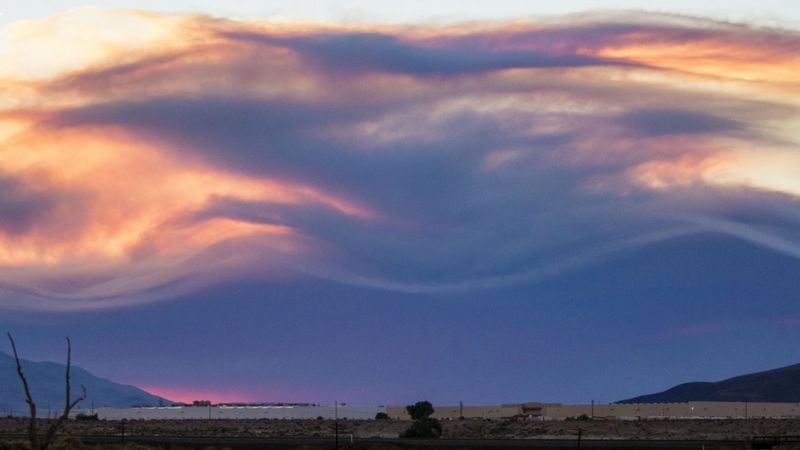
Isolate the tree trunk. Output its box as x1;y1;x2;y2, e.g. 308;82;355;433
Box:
7;333;39;450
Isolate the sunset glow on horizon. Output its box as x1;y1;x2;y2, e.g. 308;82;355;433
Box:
138;385;260;405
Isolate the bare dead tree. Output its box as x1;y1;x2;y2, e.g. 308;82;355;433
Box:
7;333;38;450
7;334;87;450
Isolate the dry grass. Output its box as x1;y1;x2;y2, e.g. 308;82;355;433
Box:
1;417;799;440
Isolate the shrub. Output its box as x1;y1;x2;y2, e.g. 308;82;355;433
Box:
401;418;442;438
566;414;591;421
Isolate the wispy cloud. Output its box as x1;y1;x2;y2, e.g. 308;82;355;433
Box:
0;8;799;310
222;30;635;76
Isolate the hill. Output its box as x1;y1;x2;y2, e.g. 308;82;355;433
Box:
620;363;800;403
0;351;173;415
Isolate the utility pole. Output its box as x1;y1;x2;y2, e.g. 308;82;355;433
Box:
334;401;339;450
460;401;463;419
590;399;594;419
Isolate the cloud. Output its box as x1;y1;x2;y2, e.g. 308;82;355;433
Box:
0;175;60;236
677;214;800;261
620;108;741;137
0;9;799;310
222;30;634;76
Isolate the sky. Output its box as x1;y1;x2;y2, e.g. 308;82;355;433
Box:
2;1;800;27
0;1;800;407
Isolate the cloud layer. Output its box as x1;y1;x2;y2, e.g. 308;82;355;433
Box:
0;8;799;310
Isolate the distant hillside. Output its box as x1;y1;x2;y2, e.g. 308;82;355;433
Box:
620;363;800;403
0;351;173;415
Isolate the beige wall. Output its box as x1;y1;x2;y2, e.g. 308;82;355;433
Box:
388;402;800;421
387;404;521;420
542;402;800;420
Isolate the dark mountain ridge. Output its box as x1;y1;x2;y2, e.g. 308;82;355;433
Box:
620;363;800;403
0;351;172;415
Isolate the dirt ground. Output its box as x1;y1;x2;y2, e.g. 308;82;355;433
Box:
1;417;799;440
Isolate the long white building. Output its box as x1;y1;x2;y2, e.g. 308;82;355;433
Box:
94;404;385;420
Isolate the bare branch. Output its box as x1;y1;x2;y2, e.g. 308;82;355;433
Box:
7;333;39;450
41;337;86;450
65;337;71;412
66;385;87;412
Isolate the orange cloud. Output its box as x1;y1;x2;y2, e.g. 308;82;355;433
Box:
0;104;374;308
0;126;367;263
630;153;726;190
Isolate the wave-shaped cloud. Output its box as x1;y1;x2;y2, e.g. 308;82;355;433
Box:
0;8;799;310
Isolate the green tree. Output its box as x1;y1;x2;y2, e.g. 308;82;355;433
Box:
405;401;434;420
402;401;441;439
